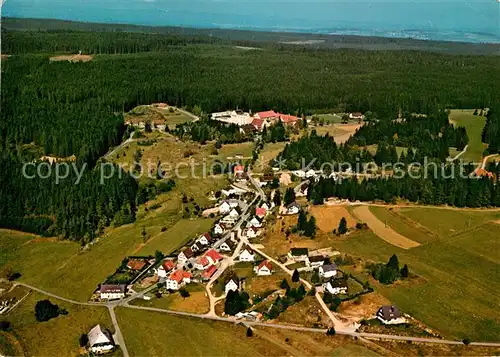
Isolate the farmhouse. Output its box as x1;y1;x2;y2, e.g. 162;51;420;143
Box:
248;216;262;228
279;113;299;126
100;284;126;300
88;324;114;354
219;201;232;215
205;249;223;265
319;264;337;279
197;232;212;246
376;305;406;325
194;256;211;270
239;245;256;262
166;270;192;290
224;275;240;294
178;247;194;264
255;110;279;121
349;112;365;120
126;259;146;271
243;226;260;239
261;202;271;211
254;260;273;276
308;255;327;268
190;242;203;253
202;265;218;280
286;202;301;215
288;248;309;262
228;208;240;219
218;239;236;252
323;278;348;295
214;222;227;235
157;260;175;278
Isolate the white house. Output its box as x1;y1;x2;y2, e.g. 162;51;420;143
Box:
293;170;307;178
288;248;309;262
190;242;203;253
308;255;326;268
196;232;212;246
166;270;192;290
228;208;240;219
349;112;365;120
224;276;240;294
248;216;262;228
218;201;231;215
319;264;337;279
213;223;226;235
254;260;273;276
243;226;260;239
261;202;271;211
100;285;126;300
178;248;194;264
218;240;235;252
376;305;406;325
286;202;301;215
323;278;348;295
220;215;237;226
88;324;114;354
238;246;255;262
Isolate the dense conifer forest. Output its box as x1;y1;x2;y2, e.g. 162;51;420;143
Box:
1;27;500;240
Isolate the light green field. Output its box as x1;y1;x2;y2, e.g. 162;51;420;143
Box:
4;292;112;357
115;307;286;356
449;109;487;163
369;207;438;244
136;217;215;255
398;207;500;238
335;220;500;341
217;142;254;160
0;177;227;302
310;114;343;124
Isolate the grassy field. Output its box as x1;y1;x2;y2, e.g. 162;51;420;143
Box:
398;207;500;238
4;292;112;357
335;218;500;341
0;176;227;302
331;343;381;357
369;207;438;244
131;284;209;314
115;307;287;356
449;109;487;163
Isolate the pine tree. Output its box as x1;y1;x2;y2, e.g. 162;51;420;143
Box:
273;190;282;207
292;269;300;282
386;254;400;272
306;216;317;238
280;278;291;291
400;264;409;278
246;327;253;337
297;210;308;231
284;187;296;206
338;217;348;235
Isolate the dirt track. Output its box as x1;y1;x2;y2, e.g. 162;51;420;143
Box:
352;206;420;249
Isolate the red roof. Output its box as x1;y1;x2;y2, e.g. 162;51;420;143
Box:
200;232;212;241
161;260;175;272
234;165;244;173
205;249;223;262
279;114;298;124
202;265;218;279
168;269;192;283
198;256;210;267
256;110;277;119
127;259;146;271
251;118;264;130
257;260;273;271
255;207;266;217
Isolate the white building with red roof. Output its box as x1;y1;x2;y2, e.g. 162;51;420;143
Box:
166;269;192;290
255;207;267;219
255;110;278;120
254;260;273;276
194;256;211;270
202;265;218;280
279;113;299;126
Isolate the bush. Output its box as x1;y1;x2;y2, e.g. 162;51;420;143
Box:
7;272;21;281
35;300;67;322
0;321;11;331
463;338;471;346
79;333;89;347
246;327;253;337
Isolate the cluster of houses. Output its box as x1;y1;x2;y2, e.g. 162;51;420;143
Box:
287;247;348;295
211;109;299;132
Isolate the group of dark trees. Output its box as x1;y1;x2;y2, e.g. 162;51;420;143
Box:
1;28;500;240
267;279;307;319
296;211;317;238
308;171;500;207
482;106;500;155
224;289;250;315
34;300;68;322
367;254;409;285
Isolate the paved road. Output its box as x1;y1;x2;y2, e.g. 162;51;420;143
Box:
108;306;130;357
104;131;135;159
10;281;500;348
448;144;468;161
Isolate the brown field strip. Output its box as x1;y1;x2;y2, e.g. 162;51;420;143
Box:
309;205;357;232
352;206;420;249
